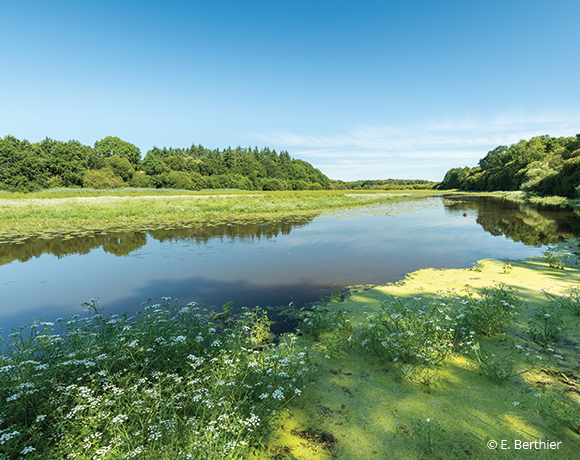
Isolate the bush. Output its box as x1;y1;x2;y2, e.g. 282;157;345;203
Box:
262;178;284;191
83;169;125;189
129;172;152;188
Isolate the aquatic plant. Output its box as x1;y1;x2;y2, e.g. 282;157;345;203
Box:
470;343;536;383
527;305;565;346
356;295;475;366
453;283;520;336
297;305;353;357
0;299;312;459
543;285;580;316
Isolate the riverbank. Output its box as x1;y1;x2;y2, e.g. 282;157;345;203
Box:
251;242;580;459
0;189;436;243
445;190;580;213
2;245;579;458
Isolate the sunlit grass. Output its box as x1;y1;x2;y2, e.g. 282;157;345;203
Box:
0;190;436;242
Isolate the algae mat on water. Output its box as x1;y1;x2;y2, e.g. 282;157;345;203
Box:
252;249;580;460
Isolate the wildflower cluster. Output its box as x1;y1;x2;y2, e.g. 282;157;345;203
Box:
356;296;475;366
528;304;565;345
0;298;312;459
451;283;520;336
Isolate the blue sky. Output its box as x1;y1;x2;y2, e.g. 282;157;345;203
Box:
1;0;579;181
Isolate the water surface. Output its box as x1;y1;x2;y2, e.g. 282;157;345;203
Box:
1;195;578;334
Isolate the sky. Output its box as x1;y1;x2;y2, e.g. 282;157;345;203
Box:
1;0;579;182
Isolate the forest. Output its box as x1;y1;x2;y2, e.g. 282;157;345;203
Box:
438;133;580;197
0;135;332;192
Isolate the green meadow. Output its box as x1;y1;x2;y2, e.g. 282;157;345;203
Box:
0;189;436;243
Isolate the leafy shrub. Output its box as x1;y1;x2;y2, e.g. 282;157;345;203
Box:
262;178;284;191
129;171;152;188
82;169;125;188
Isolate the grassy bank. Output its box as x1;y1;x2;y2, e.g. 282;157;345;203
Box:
250;242;580;459
444;190;580;213
0;189;436;242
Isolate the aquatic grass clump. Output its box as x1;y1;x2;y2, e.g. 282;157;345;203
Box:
452;283;520;336
356;296;475;366
0;299;312;459
297;305;353;357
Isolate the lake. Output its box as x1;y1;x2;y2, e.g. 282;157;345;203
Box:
1;194;579;335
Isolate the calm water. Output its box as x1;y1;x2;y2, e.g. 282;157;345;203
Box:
1;195;579;334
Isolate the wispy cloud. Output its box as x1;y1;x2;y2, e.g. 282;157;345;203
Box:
240;112;580;181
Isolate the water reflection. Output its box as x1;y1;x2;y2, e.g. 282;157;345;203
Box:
443;196;580;245
0;219;316;267
1;196;578;337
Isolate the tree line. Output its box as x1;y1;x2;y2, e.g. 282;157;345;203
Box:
330;178;436;190
0;135;332;192
437;133;580;197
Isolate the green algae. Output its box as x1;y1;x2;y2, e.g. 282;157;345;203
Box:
251;248;580;460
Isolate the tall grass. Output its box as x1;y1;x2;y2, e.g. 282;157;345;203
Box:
0;299;312;459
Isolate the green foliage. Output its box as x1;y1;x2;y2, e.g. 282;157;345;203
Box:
543;249;565;269
437;166;473;190
262;178;284;191
412;418;446;454
104;155;135;182
543;286;580;316
470;343;535;383
534;389;580;433
439;133;580;197
129;172;152;188
0;136;49;192
453;284;520;336
83;169;125;189
94;136;142;166
356;296;475;366
0;299;312;459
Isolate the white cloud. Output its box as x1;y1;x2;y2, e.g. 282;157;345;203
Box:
239;113;580;181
